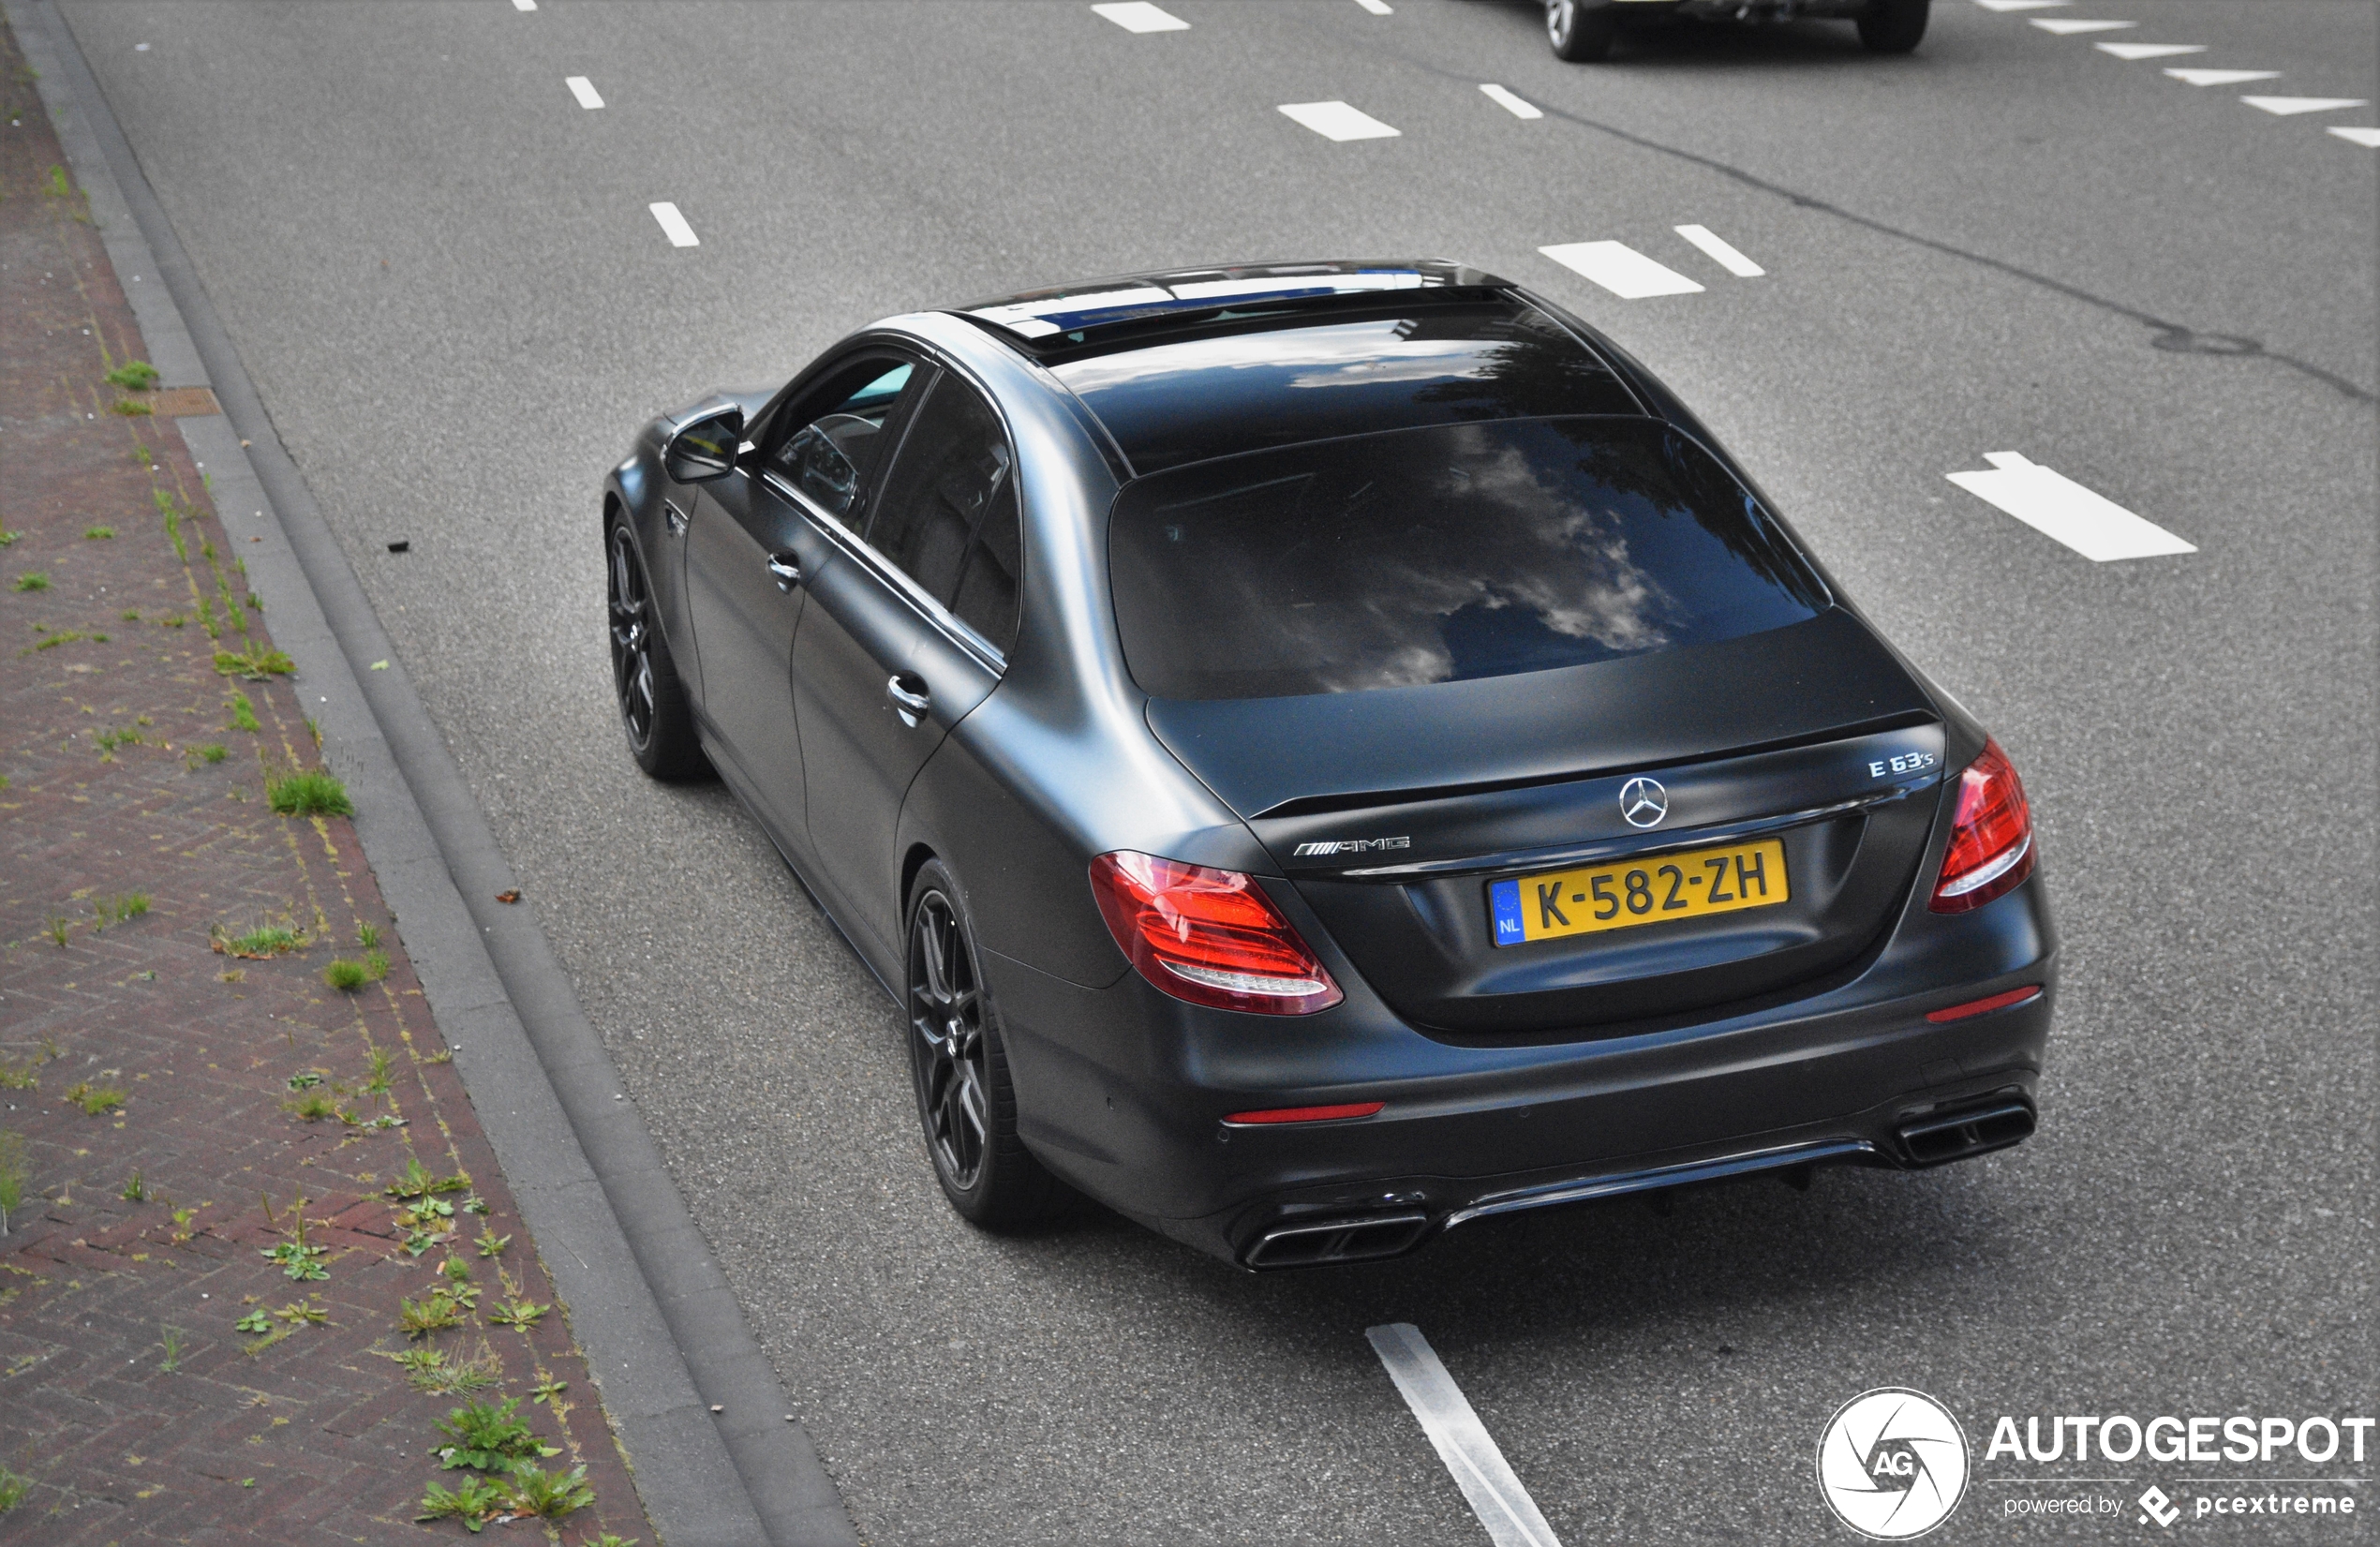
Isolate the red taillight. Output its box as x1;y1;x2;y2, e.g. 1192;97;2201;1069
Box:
1223;1102;1384;1125
1930;738;2035;914
1925;986;2043;1023
1088;851;1343;1015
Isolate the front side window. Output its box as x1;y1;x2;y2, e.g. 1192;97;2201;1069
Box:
868;375;1021;653
762;360;915;519
1108;417;1829;701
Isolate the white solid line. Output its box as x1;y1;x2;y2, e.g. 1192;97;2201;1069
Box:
2030;18;2135;33
648;201;699;247
566;76;604;110
1972;0;2067;10
1673;224;1764;277
2164;67;2280;85
1540;241;1703;299
1946;453;2194;561
1091;1;1189;32
2330;126;2380;146
1355;0;1395;12
2095;41;2206;59
1367;1325;1565;1547
1278;100;1401;141
1480;83;1542;119
2241;94;2368;115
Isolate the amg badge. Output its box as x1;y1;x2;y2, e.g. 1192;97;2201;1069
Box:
1292;837;1412;857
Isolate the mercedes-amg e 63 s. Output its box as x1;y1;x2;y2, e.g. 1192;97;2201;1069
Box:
602;260;2054;1270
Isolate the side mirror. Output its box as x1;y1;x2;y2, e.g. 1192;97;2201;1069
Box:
662;403;745;483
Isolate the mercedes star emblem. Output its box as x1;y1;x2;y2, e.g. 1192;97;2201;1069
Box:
1619;777;1669;828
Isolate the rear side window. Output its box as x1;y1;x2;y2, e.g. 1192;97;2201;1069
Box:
1108;417;1828;701
868;374;1021;654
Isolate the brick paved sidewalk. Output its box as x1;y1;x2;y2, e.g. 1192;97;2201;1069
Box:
0;22;647;1542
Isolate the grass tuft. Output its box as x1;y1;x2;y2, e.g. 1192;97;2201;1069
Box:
63;1081;126;1116
12;573;49;592
121;1168;147;1202
213;647;294;679
0;1461;29;1513
266;767;351;817
322;959;367;991
0;1130;30;1236
111;398;153;417
216;922;305;957
227;690;260;732
83;526;115;541
282;1090;343;1123
188;742;229;767
104;362;159;391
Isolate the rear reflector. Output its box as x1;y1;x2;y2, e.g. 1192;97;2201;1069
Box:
1223;1102;1385;1126
1089;851;1343;1015
1925;986;2043;1023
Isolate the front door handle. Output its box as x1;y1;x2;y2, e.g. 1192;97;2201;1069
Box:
765;551;803;591
885;674;930;728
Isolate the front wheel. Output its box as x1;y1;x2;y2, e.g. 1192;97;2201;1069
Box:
1857;0;1929;52
1546;0;1617;60
906;861;1064;1228
606;519;707;781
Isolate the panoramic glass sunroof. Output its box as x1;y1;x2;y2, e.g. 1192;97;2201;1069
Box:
1048;300;1644;474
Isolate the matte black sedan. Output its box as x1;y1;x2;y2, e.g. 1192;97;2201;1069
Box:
602;260;2054;1270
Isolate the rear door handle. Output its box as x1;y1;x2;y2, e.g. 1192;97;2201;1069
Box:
885;674;930;728
765;551;803;591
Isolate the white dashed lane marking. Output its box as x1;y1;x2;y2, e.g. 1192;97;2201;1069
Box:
2330;126;2380;146
2164;67;2282;86
1947;453;2194;561
1972;0;2068;11
566;76;604;110
2030;18;2135;34
648;202;699;247
1092;2;1188;32
1673;224;1764;277
511;0;535;10
1540;241;1703;298
1480;83;1542;119
2096;41;2206;60
1367;1325;1566;1547
1354;0;1395;13
2242;95;2370;115
1278;100;1401;141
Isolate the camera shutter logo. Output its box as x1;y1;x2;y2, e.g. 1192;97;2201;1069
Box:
1816;1388;1970;1540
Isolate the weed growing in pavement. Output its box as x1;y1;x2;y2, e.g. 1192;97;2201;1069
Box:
111;398;153;417
235;1308;270;1334
283;1090;344;1123
474;1226;511;1259
227;689;260;732
0;528;19;546
430;1396;558;1472
158;1323;187;1372
387;1157;470;1200
322;959;369;991
460;1194;491;1216
104;362;158;391
357;921;382;949
399;1293;465;1339
83;526;114;541
266;766;351;817
0;1131;29;1236
0;1042;53;1090
488;1294;548;1332
94;893;149;928
46;165;67;197
44;915;70;949
503;1462;595;1521
216;921;305;957
261;1240;329;1282
272;1298;328;1326
366;948;391;980
530;1378;568;1412
93;726;141;758
0;1462;28;1513
11;573;49;592
130;443;154;469
120;1169;147;1202
214;646;294;679
120;607;140;620
285;1070;324;1091
416;1473;508;1529
62;1082;126;1116
187;742;229;768
304;714;320;747
26;629;83;652
363;1044;394;1096
389;1342;503;1396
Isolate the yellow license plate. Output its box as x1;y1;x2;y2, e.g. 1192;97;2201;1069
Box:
1488;838;1789;946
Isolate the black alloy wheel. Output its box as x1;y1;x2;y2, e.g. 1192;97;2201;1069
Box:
606;520;707;781
1546;0;1617;60
906;861;1063;1227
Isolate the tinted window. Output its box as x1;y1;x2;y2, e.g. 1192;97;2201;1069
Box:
1050;301;1638;474
1109;418;1829;701
949;480;1020;655
762;361;914;518
868;375;1015;619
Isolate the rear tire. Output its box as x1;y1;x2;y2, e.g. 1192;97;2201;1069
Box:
1857;0;1928;52
1546;0;1617;60
606;518;708;781
906;860;1065;1229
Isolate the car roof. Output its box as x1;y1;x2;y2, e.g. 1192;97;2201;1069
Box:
946;260;1647;475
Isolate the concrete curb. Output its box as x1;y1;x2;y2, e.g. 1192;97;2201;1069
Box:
7;6;859;1544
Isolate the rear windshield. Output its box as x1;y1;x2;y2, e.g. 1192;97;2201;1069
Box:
1108;418;1830;701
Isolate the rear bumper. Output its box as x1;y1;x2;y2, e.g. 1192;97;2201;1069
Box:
990;870;2054;1269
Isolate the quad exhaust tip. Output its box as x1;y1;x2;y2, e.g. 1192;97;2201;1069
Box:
1244;1211;1431;1270
1897;1099;2036;1166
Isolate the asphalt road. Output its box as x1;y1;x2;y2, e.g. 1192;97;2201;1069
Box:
52;1;2376;1541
